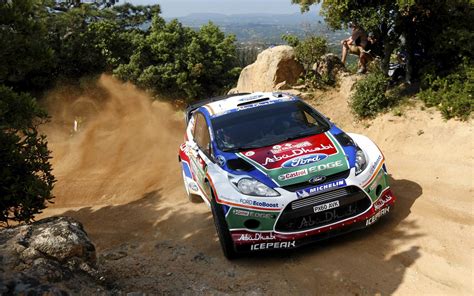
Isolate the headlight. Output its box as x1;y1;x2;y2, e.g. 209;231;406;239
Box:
355;148;367;175
230;177;280;197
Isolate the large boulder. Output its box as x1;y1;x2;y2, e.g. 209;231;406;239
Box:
312;53;347;83
233;45;304;93
0;217;106;295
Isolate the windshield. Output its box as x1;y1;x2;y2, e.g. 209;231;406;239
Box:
211;100;330;151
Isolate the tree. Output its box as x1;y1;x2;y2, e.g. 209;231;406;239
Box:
0;86;55;225
291;0;473;80
0;0;55;91
115;19;239;100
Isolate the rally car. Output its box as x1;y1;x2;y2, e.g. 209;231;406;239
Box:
178;92;395;259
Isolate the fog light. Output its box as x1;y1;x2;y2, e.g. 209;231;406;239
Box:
244;219;260;229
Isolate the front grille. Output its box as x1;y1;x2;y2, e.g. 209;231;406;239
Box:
275;186;371;232
282;169;350;192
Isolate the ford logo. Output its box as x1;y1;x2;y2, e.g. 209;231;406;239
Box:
281;154;328;168
309;175;326;184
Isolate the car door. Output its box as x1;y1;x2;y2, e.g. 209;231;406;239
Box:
188;112;213;192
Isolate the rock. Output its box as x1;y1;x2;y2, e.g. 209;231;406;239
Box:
102;250;128;261
227;87;240;95
127;292;146;296
233;45;304;93
312;53;347;82
0;216;106;294
275;81;289;90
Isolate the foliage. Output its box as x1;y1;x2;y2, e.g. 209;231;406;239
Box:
350;71;393;118
282;34;329;88
419;62;473;120
282;34;300;47
0;0;55;91
0;0;240;224
0;0;239;100
0;85;55;225
293;0;473;119
115;20;239;100
283;34;327;70
291;1;473;75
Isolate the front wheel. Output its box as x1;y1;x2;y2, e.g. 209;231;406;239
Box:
208;183;238;260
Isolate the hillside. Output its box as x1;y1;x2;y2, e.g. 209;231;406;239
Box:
38;75;473;295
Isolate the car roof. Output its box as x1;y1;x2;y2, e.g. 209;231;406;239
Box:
201;92;298;118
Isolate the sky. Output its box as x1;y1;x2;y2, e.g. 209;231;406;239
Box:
124;0;316;17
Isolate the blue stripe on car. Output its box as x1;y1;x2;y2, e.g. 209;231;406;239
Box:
182;161;192;178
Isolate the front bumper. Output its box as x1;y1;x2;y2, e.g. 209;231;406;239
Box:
230;188;396;253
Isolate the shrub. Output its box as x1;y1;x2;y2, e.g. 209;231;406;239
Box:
419;62;473;120
282;34;329;88
350;71;392;118
0;86;55;225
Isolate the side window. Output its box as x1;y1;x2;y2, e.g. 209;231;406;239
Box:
303;110;317;125
193;113;212;157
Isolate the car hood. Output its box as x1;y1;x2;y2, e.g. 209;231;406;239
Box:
237;132;350;187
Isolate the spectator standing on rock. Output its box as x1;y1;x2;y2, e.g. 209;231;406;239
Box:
340;22;369;73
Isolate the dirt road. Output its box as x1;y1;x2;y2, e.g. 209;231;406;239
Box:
42;75;473;295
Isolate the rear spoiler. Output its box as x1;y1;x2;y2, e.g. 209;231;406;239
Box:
184;93;250;123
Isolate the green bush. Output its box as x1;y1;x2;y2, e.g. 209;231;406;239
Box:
282;34;329;88
114;19;239;101
0;85;55;225
282;34;328;69
350;71;392;118
419;62;473;120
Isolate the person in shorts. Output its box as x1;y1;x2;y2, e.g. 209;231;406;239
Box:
341;22;369;73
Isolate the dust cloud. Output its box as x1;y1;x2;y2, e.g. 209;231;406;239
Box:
42;75;184;207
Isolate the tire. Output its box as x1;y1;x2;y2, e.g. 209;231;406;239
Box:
181;168;202;203
207;183;238;260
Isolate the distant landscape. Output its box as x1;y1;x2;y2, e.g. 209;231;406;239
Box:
165;11;346;45
162;11;347;66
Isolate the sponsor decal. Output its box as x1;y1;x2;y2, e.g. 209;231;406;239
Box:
369;172;384;191
245;151;255;157
373;194;392;211
237;233;276;242
296;179;347;198
295;205;357;230
237;100;275;111
238;95;263;102
281;153;328;168
366;206;390;226
240;199;279;208
308;160;343;173
278;169;308;181
240;133;338;170
231;209;275;219
250;241;296;251
188;182;199;192
233;209;250;216
263;145;334;166
271;142;312;154
216;155;226;167
369;155;382;175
